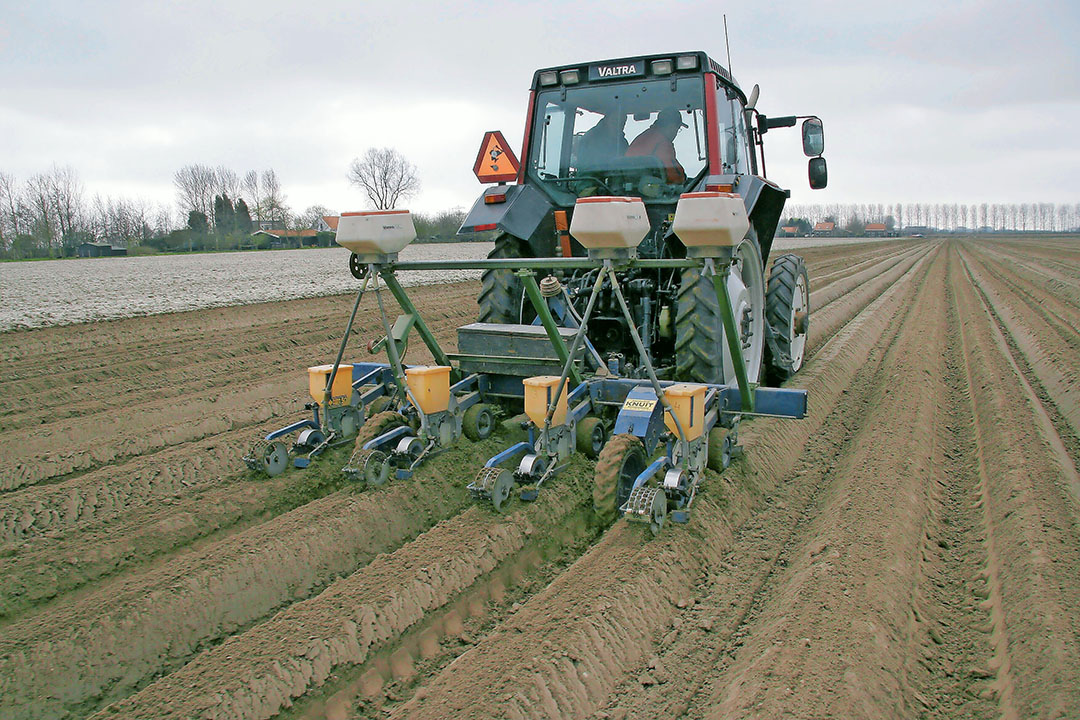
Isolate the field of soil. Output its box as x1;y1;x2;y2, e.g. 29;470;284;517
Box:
1;235;1078;719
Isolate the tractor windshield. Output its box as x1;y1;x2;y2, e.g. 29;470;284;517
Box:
527;76;707;204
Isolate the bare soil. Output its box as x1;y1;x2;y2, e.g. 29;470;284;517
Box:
1;237;1077;720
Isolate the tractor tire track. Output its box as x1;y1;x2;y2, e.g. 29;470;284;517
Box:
957;243;1080;459
951;244;1080;717
0;442;491;720
381;247;935;720
590;243;936;720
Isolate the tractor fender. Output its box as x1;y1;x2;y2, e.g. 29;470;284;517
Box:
701;174;790;265
458;183;555;251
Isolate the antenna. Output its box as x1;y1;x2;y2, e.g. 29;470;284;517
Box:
724;14;733;77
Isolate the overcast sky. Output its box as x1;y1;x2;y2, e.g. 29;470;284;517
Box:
2;0;1077;218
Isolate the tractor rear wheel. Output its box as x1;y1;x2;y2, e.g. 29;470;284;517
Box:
764;254;810;383
477;232;533;324
592;433;646;524
675;235;765;386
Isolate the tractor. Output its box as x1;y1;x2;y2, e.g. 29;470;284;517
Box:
247;51;826;533
458;51;825;390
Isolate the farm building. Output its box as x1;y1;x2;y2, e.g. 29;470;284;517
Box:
77;242;128;258
250;229;320;248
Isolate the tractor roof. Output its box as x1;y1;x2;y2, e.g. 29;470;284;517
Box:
530;51;745;101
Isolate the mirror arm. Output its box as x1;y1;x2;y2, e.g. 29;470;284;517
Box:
764;115;798;130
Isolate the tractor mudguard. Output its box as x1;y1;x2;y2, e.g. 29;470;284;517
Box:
703;174;789;264
458;183;555;250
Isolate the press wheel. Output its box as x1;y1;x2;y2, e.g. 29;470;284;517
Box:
472;466;515;512
262;440;289;476
343;448;390;485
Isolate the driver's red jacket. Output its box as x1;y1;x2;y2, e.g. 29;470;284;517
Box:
626;128;686;184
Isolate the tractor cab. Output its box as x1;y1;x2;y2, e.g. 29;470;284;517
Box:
525;53;746;209
461;51;824;265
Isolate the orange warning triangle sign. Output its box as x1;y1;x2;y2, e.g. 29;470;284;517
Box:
473;130;520;183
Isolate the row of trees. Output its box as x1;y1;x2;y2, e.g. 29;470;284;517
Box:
782;202;1080;235
0;163;332;259
0;166;177;259
173;165;291;231
1;150;465;260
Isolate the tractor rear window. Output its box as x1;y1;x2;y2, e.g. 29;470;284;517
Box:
528;76;707;204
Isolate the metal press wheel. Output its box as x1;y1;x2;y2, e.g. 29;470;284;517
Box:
262;440;290;476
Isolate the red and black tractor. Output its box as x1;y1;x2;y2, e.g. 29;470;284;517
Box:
459;51;826;387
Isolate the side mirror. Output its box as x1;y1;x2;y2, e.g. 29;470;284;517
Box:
802;118;825;157
808;156;828;189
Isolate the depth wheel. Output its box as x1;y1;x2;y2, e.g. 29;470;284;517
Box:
354;411;408;449
477;233;534;323
576;416;607;459
593;434;646;524
707;427;731;472
463;403;495;441
764;253;810;384
675;233;765;386
262;440;289;476
295;428;325;452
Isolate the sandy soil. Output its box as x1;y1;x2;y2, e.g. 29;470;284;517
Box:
1;237;1077;720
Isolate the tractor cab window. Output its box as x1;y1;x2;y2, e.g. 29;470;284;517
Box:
718;81;749;175
528;76;707;204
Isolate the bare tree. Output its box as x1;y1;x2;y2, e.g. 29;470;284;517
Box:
174;164;217;222
241;170;263;222
0;171;26;249
214;166;240;200
261;169;289;228
347;147;420;210
298;204;334;229
24;172;58;253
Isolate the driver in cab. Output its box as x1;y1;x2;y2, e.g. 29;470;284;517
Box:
626;107;687;184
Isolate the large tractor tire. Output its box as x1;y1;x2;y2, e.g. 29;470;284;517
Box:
764;253;810;384
674;235;765;386
592;433;646;525
477;232;532;324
